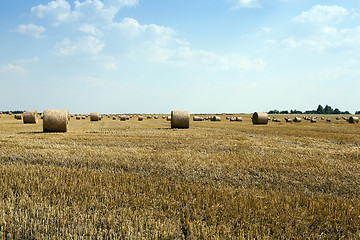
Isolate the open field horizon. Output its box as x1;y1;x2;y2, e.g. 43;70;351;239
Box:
0;114;359;238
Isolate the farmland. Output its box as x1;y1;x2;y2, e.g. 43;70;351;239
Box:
0;114;359;239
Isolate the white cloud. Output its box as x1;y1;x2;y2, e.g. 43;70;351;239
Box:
79;24;102;35
228;0;260;9
31;0;138;26
293;5;349;24
15;57;40;64
0;64;26;74
54;36;104;56
13;24;46;38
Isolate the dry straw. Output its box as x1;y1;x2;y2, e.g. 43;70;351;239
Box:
293;117;302;123
23;111;38;124
167;116;171;121
43;109;69;132
252;112;268;125
15;114;22;120
138;115;144;121
349;116;359;123
310;118;317;123
193;116;204;121
90;112;100;121
236;117;243;121
171;111;190;129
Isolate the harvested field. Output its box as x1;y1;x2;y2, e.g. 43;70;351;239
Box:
0;114;359;239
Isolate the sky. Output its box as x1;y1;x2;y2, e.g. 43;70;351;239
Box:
1;0;360;114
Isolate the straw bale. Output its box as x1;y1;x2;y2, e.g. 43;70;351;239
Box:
167;116;171;121
90;112;100;121
349;116;359;123
23;111;38;124
43;109;69;132
15;114;22;120
211;116;221;121
252;112;268;125
138;115;144;121
310;118;317;123
120;115;126;121
171;111;189;129
236;117;243;121
326;118;331;122
293;117;302;123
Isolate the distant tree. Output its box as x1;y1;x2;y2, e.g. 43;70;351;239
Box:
290;109;303;114
333;108;341;114
268;110;279;114
324;105;333;114
343;111;350;114
280;110;289;114
355;111;360;114
316;105;324;114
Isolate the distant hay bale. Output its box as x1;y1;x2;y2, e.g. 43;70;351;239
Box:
226;117;230;120
236;117;243;121
252;112;268;125
286;118;293;123
349;116;359;123
211;116;221;121
15;114;22;120
230;117;236;121
23;111;38;124
293;117;302;123
120;115;126;121
113;116;117;120
171;111;190;129
90;112;100;121
43;109;69;132
82;116;86;119
76;116;81;120
336;117;341;120
126;115;130;120
162;116;166;119
276;119;281;122
310;118;317;123
167;116;171;121
154;116;159;119
326;118;332;123
147;116;152;119
193;116;204;121
321;117;324;120
138;115;144;121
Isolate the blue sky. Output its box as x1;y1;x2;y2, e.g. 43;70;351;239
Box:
1;0;360;114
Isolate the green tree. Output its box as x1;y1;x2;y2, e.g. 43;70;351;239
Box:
324;105;333;114
317;105;324;114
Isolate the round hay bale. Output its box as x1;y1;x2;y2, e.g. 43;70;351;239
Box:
154;116;159;119
310;118;317;123
276;119;281;122
321;117;324;120
120;115;126;121
211;116;221;121
162;116;166;119
293;117;302;123
230;117;236;121
193;116;203;121
286;118;293;123
81;116;86;119
147;116;152;119
76;116;81;120
252;112;268;125
90;112;100;121
15;114;22;120
138;115;144;121
167;116;171;121
326;118;331;122
226;117;230;120
23;111;38;124
43;109;69;132
336;117;341;120
349;116;359;123
236;117;243;121
126;115;130;120
171;111;189;129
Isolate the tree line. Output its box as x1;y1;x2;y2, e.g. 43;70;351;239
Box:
268;105;358;115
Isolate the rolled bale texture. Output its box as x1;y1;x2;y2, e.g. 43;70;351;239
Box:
23;110;38;124
293;117;302;123
193;116;204;121
326;118;332;122
310;118;317;123
230;117;236;121
349;116;359;123
167;116;171;121
90;112;100;121
252;112;268;125
171;111;190;129
43;109;69;132
15;114;22;120
211;116;221;121
120;115;126;121
236;117;243;121
138;115;144;121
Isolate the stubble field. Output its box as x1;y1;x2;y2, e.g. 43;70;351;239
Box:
0;114;359;239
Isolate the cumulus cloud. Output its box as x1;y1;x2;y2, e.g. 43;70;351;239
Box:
293;5;349;24
0;64;26;74
54;36;104;56
13;24;46;38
